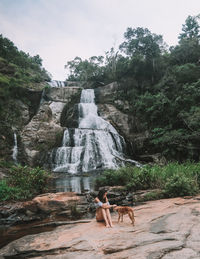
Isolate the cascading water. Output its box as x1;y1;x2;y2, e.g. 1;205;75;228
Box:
12;133;18;163
48;80;65;88
51;89;126;173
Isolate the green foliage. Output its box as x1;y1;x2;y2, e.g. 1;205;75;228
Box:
0;159;13;169
0;35;51;157
173;63;200;84
0;165;50;201
178;15;200;41
0;180;21;201
164;174;198;197
65;56;104;84
96;162;200;198
119;27;164;59
0;34;51;90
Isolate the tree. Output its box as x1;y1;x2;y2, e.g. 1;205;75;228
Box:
170;15;200;66
119;27;165;60
32;55;42;66
65;56;104;82
119;27;166;85
179;15;200;41
104;47;119;82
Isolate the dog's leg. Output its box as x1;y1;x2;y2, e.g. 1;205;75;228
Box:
131;211;135;225
121;214;123;222
117;212;120;223
128;211;135;225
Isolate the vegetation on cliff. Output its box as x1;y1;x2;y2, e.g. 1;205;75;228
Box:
0;34;50;89
0;34;51;118
65;15;200;162
0;34;51;161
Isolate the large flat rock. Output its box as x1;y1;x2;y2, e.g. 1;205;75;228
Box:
1;196;200;258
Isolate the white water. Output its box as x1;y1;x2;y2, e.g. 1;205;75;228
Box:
12;133;18;163
48;80;65;88
51;89;126;173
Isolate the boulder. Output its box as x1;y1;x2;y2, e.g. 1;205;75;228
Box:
0;192;89;230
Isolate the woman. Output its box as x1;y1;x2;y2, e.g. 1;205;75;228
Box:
94;189;117;228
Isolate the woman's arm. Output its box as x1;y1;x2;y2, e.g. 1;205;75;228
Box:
102;203;117;209
95;197;116;209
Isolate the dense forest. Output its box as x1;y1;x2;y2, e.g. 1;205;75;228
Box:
65;15;200;162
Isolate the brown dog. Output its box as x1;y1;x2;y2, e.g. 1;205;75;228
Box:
114;206;135;225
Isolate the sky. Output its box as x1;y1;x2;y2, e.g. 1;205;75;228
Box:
0;0;200;81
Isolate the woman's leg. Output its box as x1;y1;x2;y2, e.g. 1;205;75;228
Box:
102;208;110;227
105;208;113;227
96;208;110;227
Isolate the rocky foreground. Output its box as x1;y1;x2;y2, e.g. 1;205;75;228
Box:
0;195;200;259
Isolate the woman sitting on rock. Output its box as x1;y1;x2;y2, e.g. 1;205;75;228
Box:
95;189;117;228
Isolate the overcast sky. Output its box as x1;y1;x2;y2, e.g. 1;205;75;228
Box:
0;0;200;80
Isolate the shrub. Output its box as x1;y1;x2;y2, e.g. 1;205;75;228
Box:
164;174;199;197
95;162;200;199
0;165;50;201
95;168;127;187
0;180;15;201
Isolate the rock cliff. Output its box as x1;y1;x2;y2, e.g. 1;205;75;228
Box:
95;82;155;162
0;87;42;162
20;86;82;166
2;82;161;167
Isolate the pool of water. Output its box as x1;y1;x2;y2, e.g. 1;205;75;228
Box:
50;173;99;193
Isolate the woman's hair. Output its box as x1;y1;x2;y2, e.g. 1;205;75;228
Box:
97;189;107;202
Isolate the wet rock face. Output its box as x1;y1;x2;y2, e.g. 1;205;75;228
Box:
1;195;200;258
21;104;64;166
0;88;42;162
20;87;82;166
60;103;79;128
95;83;147;158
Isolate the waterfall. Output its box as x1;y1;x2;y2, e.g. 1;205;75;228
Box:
51;89;126;173
48;80;65;88
12;133;18;163
39;89;46;106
